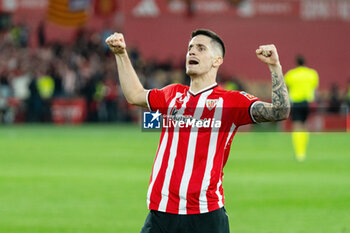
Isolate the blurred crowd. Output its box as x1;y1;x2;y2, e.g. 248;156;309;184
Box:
0;24;188;124
0;23;349;124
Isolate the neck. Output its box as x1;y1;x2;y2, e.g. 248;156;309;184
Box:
189;72;217;94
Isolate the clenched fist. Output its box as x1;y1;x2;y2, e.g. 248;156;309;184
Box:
256;44;280;66
105;32;126;55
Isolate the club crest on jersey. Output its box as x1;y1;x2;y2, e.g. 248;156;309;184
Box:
206;99;219;110
240;91;257;101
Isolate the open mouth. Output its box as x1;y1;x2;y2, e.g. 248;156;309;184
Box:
188;59;199;65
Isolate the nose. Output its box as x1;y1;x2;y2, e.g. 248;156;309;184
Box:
188;47;196;56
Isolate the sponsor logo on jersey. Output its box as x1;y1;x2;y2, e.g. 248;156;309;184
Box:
240;91;257;100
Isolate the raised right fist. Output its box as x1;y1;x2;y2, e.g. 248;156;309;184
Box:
105;32;126;55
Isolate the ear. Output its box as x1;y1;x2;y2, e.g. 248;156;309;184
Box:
213;57;223;68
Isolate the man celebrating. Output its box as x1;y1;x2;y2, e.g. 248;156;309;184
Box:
106;29;290;233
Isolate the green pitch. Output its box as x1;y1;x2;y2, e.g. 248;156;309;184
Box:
0;124;349;233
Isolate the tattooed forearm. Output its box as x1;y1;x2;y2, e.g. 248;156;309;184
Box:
252;66;290;123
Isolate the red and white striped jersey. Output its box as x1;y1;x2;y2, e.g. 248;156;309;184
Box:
146;83;259;215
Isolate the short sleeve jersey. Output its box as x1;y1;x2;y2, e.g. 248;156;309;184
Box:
146;83;259;215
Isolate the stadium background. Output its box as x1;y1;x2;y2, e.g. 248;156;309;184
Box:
0;0;349;125
0;0;349;233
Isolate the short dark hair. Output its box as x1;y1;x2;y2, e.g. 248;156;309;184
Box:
296;54;305;66
191;29;225;58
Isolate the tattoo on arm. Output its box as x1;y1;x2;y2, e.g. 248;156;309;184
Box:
252;70;290;123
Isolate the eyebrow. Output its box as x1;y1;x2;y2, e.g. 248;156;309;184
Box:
188;43;208;50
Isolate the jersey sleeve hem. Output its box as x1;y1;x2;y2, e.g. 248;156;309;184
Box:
249;100;259;123
146;89;153;111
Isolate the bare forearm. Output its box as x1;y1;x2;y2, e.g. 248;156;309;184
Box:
269;64;290;120
106;32;147;106
252;64;290;122
115;53;145;105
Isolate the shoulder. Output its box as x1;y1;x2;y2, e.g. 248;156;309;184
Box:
225;90;258;99
160;83;189;92
150;83;189;97
220;89;259;106
308;67;319;77
299;66;318;75
236;91;259;103
214;86;243;96
214;85;256;98
300;67;319;80
285;67;298;77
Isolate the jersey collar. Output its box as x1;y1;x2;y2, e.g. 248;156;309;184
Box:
188;83;218;97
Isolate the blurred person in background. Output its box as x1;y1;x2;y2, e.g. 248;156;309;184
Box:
36;69;55;122
346;79;350;108
11;61;31;101
0;73;12;123
327;83;341;113
10;60;32;122
37;21;46;47
285;55;319;162
10;22;29;48
81;73;101;122
61;63;79;97
106;29;290;233
49;63;64;98
96;75;119;122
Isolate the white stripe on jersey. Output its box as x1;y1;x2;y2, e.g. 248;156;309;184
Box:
158;92;190;212
216;177;224;208
199;97;223;213
224;123;237;150
147;93;181;208
178;90;214;214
